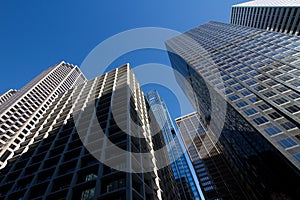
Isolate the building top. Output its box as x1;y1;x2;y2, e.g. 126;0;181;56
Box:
174;111;198;122
233;0;300;7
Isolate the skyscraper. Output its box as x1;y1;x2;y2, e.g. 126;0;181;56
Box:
0;89;17;106
231;0;300;36
166;21;300;199
0;64;179;200
175;112;250;200
0;61;87;169
146;90;202;200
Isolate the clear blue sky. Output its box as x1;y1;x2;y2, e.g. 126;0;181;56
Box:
0;0;247;118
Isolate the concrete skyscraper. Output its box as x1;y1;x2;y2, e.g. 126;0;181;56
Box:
146;90;202;200
231;0;300;36
0;61;87;169
0;89;17;106
166;21;300;199
0;64;179;200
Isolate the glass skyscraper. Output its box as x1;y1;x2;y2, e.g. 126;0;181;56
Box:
166;21;300;199
146;90;202;200
175;112;249;200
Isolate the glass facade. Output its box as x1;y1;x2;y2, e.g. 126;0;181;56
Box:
167;21;300;199
146;90;202;200
175;112;250;200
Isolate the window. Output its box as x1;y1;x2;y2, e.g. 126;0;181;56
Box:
241;90;252;96
234;85;244;91
281;122;297;130
228;80;238;85
253;116;269;125
254;85;266;91
278;138;297;149
268;112;282;120
240;76;249;81
263;91;276;98
273;97;288;105
266;81;277;86
106;179;125;192
293;71;300;76
249;97;261;103
229;95;240;101
222;76;230;81
279;75;293;82
236;101;248;108
286;105;300;113
244;108;258;116
269;71;282;77
243;67;253;73
293;153;300;162
258;104;271;110
265;126;282;136
246;80;257;86
203;185;215;191
202;180;212;186
85;173;97;182
225;89;233;95
257;75;267;81
291;80;300;87
288;93;300;100
81;188;95;200
262;67;273;72
277;87;289;93
281;66;294;72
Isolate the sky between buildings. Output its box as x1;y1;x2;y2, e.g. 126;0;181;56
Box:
0;0;248;118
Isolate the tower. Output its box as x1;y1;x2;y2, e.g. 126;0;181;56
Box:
231;0;300;36
166;21;300;199
0;64;179;200
175;112;249;200
0;61;86;169
146;90;202;200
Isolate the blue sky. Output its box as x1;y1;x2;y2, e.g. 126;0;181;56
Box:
0;0;247;118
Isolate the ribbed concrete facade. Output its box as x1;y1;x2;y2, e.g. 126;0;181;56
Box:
0;61;87;169
0;89;17;106
0;64;179;200
231;0;300;36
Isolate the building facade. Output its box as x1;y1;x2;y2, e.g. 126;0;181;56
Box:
146;90;202;200
166;21;300;199
175;112;250;200
0;61;87;169
0;64;179;200
0;89;17;106
231;0;300;36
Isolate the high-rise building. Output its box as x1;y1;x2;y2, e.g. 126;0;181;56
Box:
0;61;87;169
231;0;300;36
146;90;202;200
0;89;17;106
175;112;250;200
0;64;179;200
166;21;300;199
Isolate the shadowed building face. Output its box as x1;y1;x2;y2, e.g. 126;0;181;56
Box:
167;21;300;199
